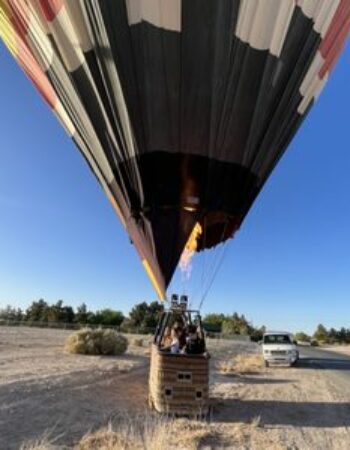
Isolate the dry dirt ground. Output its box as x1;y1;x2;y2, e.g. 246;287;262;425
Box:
322;345;350;356
1;327;350;449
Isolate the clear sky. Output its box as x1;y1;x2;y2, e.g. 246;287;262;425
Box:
0;40;349;334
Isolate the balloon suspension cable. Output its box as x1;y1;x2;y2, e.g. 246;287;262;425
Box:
200;215;207;303
198;219;230;311
198;243;229;311
163;296;171;309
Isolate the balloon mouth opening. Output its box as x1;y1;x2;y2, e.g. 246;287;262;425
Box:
196;212;241;251
177;211;240;283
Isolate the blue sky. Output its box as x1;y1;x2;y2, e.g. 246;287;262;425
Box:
0;40;349;334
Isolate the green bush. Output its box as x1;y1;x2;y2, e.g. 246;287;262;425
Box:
65;329;128;355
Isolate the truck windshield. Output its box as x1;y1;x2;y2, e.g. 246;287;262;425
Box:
263;334;291;344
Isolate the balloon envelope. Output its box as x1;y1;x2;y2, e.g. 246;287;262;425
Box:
1;0;349;298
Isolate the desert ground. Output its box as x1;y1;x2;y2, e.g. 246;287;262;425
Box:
1;327;350;449
322;345;350;356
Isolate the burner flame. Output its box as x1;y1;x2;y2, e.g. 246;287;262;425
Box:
179;222;202;280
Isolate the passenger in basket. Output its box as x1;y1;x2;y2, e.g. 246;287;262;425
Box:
161;326;181;353
179;325;187;350
185;325;205;355
161;326;172;348
173;320;187;349
170;326;181;353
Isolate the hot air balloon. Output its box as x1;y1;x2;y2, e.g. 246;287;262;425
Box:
1;0;349;303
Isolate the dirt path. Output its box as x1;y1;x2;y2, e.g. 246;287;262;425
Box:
322;345;350;356
1;328;350;449
209;343;350;449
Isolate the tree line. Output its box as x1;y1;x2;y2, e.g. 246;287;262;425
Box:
202;312;266;341
0;299;163;333
2;301;348;344
0;300;265;338
295;324;350;345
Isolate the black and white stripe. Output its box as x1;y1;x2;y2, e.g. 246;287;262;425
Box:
3;0;349;295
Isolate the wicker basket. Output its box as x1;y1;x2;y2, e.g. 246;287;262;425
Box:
148;344;210;415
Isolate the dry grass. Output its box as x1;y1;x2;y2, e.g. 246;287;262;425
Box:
65;329;128;356
78;418;168;450
219;353;264;375
21;416;221;450
19;418;284;450
251;415;264;428
77;416;217;450
20;436;55;450
171;419;220;449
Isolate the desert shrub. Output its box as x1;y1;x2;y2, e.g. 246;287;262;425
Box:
65;329;128;355
219;353;263;375
132;338;143;347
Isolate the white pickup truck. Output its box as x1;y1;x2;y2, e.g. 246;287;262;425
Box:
261;331;299;367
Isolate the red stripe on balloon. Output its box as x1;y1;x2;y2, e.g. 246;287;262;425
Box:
4;1;58;115
39;0;63;22
7;0;30;37
319;0;350;78
15;35;57;109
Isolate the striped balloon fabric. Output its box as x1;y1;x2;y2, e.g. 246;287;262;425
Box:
1;0;349;299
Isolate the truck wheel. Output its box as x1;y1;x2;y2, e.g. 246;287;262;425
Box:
264;361;269;368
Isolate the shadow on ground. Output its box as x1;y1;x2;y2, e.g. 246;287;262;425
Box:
297;357;350;371
218;374;296;385
213;398;350;427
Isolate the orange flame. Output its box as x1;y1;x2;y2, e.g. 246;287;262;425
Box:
179;222;202;280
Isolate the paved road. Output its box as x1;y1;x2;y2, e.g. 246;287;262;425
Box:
298;346;350;385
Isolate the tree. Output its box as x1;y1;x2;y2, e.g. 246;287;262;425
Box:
337;327;347;344
46;300;63;323
144;301;164;329
129;302;149;327
128;301;164;332
24;299;76;323
313;324;329;343
328;328;338;344
25;299;49;322
86;311;98;325
96;309;124;326
250;325;266;342
75;303;89;324
45;300;75;323
203;313;226;332
345;329;350;344
60;305;75;323
294;332;311;343
0;305;23;321
221;313;253;336
15;308;23;321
